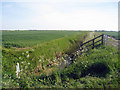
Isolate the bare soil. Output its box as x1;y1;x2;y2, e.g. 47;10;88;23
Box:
106;36;120;49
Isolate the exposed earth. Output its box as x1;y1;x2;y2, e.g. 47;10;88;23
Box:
107;36;119;49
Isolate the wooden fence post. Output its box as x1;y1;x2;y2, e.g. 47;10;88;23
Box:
102;34;104;45
92;39;94;49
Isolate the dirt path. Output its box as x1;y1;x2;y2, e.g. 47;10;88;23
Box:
84;31;95;43
14;47;32;51
106;36;119;49
90;32;94;38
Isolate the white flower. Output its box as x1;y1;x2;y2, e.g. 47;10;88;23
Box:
31;49;34;51
4;82;7;85
81;62;83;64
86;61;88;63
17;83;19;85
22;52;24;55
39;59;41;62
62;57;64;60
27;54;29;58
25;66;27;69
26;51;29;53
28;62;30;65
56;63;58;66
19;57;21;59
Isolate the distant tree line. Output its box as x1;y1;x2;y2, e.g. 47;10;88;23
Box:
94;30;119;32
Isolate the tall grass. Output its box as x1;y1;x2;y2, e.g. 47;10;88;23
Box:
35;46;119;88
2;45;119;88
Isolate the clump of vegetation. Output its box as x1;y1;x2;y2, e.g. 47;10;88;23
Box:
2;46;119;88
39;46;119;88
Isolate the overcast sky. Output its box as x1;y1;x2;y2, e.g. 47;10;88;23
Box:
1;0;119;31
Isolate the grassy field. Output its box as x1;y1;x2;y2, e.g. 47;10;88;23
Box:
2;30;119;88
2;30;86;48
95;31;119;40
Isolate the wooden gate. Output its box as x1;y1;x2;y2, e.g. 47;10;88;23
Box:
79;34;104;51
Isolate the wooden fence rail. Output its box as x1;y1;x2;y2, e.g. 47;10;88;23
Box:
46;34;104;67
79;34;104;51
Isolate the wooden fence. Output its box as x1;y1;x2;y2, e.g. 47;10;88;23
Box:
47;34;104;67
79;34;104;51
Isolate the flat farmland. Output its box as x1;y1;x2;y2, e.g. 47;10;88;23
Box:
2;30;87;48
98;31;119;40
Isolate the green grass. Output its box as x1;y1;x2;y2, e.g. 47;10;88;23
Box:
36;46;119;88
2;30;89;88
95;31;119;40
2;46;119;88
2;30;119;88
2;30;86;48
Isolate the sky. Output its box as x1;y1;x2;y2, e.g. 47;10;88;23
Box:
1;0;119;31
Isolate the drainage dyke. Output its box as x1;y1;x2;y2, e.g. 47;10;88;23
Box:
47;34;104;70
58;46;88;69
58;34;104;69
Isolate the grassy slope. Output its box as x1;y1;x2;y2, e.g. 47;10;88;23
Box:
2;46;119;88
36;46;119;88
2;31;89;88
